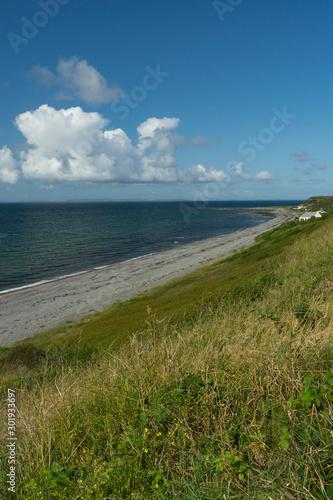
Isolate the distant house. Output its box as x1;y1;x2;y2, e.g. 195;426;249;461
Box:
299;214;312;221
299;211;322;221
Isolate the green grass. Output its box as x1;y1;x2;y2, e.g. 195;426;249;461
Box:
1;214;333;499
302;195;333;212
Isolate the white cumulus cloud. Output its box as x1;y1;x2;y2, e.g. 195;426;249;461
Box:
234;162;278;182
0;146;19;184
137;117;180;140
32;57;125;106
182;164;229;183
5;105;230;186
15;105;135;182
135;117;180;181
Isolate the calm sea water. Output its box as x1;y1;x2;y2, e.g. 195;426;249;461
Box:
0;201;300;294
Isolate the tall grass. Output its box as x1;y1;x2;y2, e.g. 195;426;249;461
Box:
0;216;333;499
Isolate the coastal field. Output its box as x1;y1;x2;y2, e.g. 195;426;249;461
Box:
0;206;333;499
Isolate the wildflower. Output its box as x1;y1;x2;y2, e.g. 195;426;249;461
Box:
143;448;148;453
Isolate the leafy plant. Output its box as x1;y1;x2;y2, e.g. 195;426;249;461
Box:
27;462;82;493
213;451;252;481
140;372;212;430
288;372;333;410
278;426;292;450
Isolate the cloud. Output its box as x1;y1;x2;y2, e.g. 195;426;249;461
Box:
292;151;314;162
31;64;56;87
7;106;229;186
254;171;278;181
0;146;19;184
234;162;252;180
32;57;125;106
135;117;180;182
234;162;278;182
137;117;180;139
135;118;227;183
15;105;135;182
182;164;229;183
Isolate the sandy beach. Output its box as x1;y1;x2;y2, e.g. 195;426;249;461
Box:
0;208;294;346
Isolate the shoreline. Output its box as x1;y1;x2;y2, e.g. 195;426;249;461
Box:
0;209;274;298
0;208;295;346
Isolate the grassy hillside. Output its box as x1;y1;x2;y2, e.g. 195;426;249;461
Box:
0;214;333;499
302;195;333;212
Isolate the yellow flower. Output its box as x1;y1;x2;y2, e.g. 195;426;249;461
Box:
143;448;148;453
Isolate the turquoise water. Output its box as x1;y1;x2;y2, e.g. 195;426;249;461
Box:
0;201;300;293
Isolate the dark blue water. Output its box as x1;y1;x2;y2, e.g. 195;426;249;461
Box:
0;201;300;294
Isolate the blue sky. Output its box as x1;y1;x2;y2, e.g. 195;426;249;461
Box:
0;0;332;202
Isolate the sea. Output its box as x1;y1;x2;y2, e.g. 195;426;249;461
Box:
0;200;301;294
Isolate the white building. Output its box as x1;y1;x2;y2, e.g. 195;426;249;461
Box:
299;211;322;221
